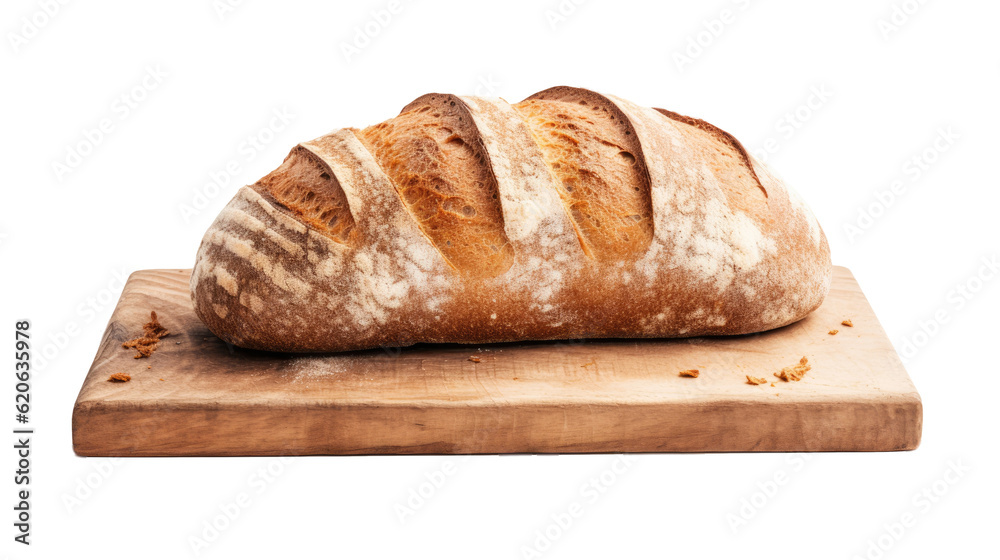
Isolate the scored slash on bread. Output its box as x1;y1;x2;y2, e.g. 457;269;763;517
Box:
191;87;832;352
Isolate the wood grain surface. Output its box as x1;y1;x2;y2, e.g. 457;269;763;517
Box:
72;267;921;456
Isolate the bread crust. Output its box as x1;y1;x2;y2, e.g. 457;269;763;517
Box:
191;87;832;352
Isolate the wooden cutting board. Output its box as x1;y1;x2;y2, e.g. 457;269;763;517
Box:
72;267;921;456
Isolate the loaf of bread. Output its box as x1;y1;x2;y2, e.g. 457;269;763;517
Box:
191;86;832;352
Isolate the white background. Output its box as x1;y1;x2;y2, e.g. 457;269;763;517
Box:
2;0;998;558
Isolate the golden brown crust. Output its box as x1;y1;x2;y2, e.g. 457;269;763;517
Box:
515;89;653;260
655;108;767;199
357;94;513;277
190;87;833;352
256;144;357;244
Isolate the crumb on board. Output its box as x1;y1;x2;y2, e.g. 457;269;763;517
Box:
122;337;158;358
159;378;165;381
107;373;131;383
842;319;853;327
774;356;811;382
122;311;170;359
746;375;768;385
770;382;775;387
679;369;700;378
828;329;839;335
581;360;596;368
468;356;482;363
143;311;169;338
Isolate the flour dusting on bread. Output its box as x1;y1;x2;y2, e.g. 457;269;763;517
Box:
190;87;832;352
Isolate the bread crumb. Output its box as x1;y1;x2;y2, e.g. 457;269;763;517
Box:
842;319;853;327
107;373;131;383
828;329;839;335
122;311;170;359
774;356;811;382
581;360;596;368
123;337;159;358
468;356;482;363
770;382;775;387
746;375;767;385
159;378;165;381
679;369;700;378
143;311;170;338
